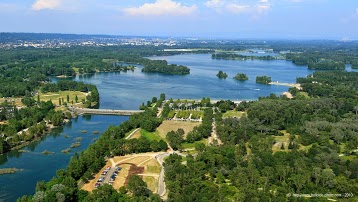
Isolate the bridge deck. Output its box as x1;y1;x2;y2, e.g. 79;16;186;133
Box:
68;107;144;116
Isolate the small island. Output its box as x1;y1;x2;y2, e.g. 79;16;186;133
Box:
216;71;228;79
233;73;249;81
256;75;272;84
141;60;190;75
0;168;21;175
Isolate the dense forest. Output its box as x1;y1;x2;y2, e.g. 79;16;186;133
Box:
163;71;358;201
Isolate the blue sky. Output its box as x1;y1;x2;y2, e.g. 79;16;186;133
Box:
0;0;357;39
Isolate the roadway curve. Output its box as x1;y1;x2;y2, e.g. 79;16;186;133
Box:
155;153;170;197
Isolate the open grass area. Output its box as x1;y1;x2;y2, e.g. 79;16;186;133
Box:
141;129;163;141
36;91;87;107
340;155;357;161
222;110;246;118
272;130;291;152
143;176;157;193
299;144;313;152
0;98;24;107
144;159;161;173
72;67;80;74
157;120;200;139
182;139;207;149
297;92;310;98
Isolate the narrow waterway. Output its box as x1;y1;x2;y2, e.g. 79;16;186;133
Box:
0;115;128;201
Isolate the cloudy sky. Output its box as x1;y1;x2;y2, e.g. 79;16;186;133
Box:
0;0;357;39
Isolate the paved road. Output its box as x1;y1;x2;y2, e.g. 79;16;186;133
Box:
103;166;116;184
155;153;170;197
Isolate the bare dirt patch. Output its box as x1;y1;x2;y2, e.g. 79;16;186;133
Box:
157;120;200;138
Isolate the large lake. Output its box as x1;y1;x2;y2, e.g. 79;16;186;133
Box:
73;54;314;110
0;53;343;201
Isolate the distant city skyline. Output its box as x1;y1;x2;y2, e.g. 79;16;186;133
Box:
0;0;357;39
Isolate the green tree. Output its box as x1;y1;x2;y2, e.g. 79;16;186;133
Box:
126;175;151;197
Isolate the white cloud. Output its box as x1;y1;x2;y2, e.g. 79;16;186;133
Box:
32;0;61;10
205;0;224;9
226;3;270;15
124;0;197;16
207;0;270;16
256;5;270;14
226;4;251;14
356;8;358;15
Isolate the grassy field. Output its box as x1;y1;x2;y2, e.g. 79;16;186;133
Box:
36;91;87;107
222;110;246;118
182;139;207;149
272;132;290;153
157;120;200;139
140;129;164;141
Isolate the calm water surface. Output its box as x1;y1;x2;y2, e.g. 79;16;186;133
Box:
1;53;336;201
73;54;314;109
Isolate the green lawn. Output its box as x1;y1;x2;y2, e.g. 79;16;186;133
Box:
222;110;246;118
36;91;88;107
140;129;164;141
182;139;207;149
272;131;290;152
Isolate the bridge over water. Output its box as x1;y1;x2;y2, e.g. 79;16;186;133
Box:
68;107;144;116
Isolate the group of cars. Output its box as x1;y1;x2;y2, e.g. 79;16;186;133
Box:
94;166;122;189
